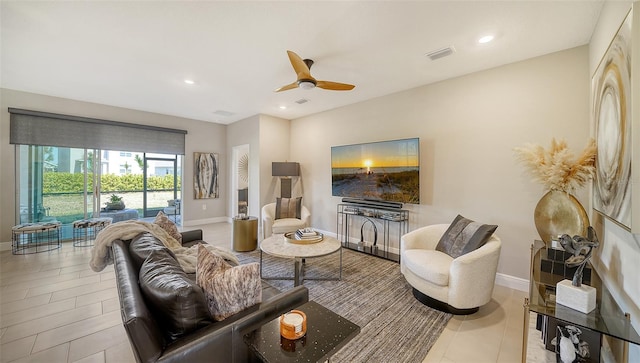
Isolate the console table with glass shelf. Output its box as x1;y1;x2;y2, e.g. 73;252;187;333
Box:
523;239;640;362
336;203;409;262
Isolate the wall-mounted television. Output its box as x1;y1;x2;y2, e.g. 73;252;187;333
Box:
331;138;420;204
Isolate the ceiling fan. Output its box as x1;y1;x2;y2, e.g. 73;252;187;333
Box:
275;50;355;92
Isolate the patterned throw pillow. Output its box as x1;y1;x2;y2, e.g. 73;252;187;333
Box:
435;215;498;259
196;245;262;321
154;211;182;243
274;197;302;220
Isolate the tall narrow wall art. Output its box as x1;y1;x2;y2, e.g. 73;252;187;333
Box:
194;152;219;199
592;10;632;229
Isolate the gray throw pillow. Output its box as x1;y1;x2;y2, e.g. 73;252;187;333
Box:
275;197;302;220
435;215;498;258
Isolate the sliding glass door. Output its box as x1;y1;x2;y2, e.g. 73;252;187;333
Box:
17;145;96;239
142;153;180;218
11;108;187;240
98;150;181;219
16;145;182;240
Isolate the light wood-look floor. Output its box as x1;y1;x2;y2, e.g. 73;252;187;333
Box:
1;222;526;363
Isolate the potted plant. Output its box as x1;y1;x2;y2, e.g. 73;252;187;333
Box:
106;194;125;210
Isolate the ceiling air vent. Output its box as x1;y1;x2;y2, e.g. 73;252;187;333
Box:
213;110;235;117
295;99;309;104
425;46;456;61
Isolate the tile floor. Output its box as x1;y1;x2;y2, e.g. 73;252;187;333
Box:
1;222;527;363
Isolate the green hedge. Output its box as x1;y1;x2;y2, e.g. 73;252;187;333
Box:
43;172;181;193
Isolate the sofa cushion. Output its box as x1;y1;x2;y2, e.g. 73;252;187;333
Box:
139;248;211;342
154;211;182;243
275;197;302;220
196;245;262;321
129;233;173;270
436;215;497;258
403;249;453;286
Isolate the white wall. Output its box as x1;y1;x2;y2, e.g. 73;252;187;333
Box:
227;113;291;238
588;1;640;358
258;114;292;208
0;88;228;242
290;46;591;287
226;115;260;218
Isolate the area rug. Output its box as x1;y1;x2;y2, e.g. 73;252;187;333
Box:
236;248;452;363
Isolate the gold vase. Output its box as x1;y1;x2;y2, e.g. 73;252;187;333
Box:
534;190;589;245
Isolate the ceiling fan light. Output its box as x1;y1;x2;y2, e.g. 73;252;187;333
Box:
298;81;316;90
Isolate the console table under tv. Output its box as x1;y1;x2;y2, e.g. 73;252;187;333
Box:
336;200;409;262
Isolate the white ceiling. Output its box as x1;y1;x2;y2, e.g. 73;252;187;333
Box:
1;1;604;125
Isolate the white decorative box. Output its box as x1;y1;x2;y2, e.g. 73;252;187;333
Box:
556;279;596;314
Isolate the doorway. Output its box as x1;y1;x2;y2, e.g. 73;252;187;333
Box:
232;145;250;217
142;153;180;218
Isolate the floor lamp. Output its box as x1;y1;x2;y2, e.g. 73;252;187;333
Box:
272;162;299;198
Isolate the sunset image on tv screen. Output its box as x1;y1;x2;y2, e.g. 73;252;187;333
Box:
331;138;419;204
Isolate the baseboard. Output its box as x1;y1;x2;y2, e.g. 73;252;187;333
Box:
495;272;529;292
0;241;11;252
181;217;230;227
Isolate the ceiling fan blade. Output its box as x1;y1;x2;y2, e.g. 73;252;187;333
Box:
316;80;355;91
287;50;312;79
275;81;299;92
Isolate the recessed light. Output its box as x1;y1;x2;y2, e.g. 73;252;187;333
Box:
478;35;494;44
184;79;195;85
279;105;287;110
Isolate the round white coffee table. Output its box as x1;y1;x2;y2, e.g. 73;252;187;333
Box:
259;233;342;286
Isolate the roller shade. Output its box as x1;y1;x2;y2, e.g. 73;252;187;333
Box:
9;108;187;155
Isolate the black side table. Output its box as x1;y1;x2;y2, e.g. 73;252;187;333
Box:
244;300;359;362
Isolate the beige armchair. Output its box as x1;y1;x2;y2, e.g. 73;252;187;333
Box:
400;224;501;314
261;202;311;238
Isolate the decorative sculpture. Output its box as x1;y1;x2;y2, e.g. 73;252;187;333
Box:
358;217;378;252
558;226;599;287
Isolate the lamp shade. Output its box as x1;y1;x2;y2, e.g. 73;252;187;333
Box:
272;162;300;177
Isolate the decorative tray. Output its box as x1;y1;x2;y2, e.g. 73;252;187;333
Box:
284;231;324;244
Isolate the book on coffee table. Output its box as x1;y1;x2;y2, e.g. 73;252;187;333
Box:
296;228;319;239
286;230;324;244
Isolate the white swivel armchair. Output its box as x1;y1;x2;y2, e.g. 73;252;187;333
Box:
261;202;311;238
400;223;501;314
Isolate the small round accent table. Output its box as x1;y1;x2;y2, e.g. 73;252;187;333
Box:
73;217;113;247
259;233;342;286
11;222;62;255
232;216;258;251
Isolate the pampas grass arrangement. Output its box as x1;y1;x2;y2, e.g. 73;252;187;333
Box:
514;138;596;194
